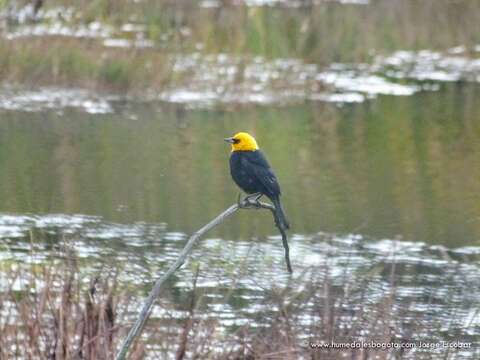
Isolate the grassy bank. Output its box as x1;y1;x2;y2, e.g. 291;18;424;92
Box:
0;37;172;92
1;0;480;92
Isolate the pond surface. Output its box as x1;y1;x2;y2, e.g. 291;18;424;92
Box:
1;81;480;357
1;82;480;246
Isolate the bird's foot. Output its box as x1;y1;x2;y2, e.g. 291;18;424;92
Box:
237;192;244;207
239;192;263;209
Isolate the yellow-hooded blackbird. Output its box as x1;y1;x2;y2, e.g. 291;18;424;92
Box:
224;132;290;230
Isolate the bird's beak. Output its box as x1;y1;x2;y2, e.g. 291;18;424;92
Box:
224;137;235;144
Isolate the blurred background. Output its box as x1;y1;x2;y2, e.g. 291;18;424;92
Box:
1;1;480;358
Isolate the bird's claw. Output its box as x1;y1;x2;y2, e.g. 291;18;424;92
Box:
238;192;263;209
237;192;245;207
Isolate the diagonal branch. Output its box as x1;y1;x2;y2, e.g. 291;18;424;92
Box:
115;199;291;360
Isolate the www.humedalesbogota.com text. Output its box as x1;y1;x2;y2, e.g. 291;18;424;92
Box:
308;341;472;350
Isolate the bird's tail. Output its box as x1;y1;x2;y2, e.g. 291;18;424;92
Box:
272;197;290;230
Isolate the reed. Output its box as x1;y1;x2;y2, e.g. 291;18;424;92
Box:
1;0;479;91
0;251;475;359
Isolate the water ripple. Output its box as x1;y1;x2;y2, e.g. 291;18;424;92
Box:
0;212;479;355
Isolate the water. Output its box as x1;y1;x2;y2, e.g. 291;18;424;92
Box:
1;0;480;357
1;83;480;356
1;83;480;245
0;214;479;357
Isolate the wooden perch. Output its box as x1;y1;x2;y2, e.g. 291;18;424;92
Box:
115;198;291;360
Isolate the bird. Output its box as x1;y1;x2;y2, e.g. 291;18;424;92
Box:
224;132;290;230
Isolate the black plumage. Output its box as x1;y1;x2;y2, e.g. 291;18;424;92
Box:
229;150;290;230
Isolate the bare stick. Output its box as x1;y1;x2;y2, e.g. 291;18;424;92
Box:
115;199;291;360
242;199;292;273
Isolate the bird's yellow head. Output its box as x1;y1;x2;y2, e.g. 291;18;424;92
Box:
224;132;259;152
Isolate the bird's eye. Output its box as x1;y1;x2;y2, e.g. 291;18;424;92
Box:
233;138;241;144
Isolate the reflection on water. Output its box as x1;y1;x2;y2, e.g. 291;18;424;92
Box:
0;214;479;357
1;84;480;246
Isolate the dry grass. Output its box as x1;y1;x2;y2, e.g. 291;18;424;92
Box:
0;257;120;360
0;37;172;93
2;253;472;360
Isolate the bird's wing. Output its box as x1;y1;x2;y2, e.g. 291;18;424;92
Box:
242;151;281;197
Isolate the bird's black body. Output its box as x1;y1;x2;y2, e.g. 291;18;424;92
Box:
229;150;290;229
230;150;280;197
